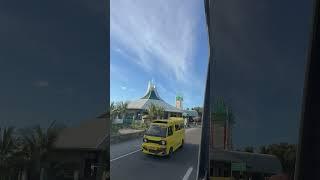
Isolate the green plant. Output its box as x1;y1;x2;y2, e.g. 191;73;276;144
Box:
0;127;18;178
147;103;165;121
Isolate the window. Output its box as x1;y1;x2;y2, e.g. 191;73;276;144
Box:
168;126;173;136
175;124;180;131
145;125;167;137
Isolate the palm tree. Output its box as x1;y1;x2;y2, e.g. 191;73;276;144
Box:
0;127;17;178
147;103;158;121
156;106;165;119
116;101;128;120
20;121;61;180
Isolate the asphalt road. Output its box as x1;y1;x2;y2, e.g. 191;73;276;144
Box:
110;127;202;180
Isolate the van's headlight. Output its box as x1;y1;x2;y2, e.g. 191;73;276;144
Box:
161;140;166;145
143;138;147;142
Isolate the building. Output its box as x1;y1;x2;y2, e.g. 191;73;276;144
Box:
48;112;109;180
210;149;282;179
182;109;199;123
126;81;183;121
209;98;283;179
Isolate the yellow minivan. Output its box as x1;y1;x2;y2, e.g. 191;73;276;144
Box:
142;118;185;156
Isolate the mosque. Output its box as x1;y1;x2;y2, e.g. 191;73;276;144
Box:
125;81;198;121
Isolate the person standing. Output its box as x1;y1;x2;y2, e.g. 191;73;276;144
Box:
184;117;188;128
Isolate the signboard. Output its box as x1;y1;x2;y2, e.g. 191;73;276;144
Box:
231;162;246;171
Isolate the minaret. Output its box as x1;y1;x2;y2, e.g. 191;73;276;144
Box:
176;95;183;109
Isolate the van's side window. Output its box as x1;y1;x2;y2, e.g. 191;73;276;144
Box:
175;124;180;131
168;126;173;136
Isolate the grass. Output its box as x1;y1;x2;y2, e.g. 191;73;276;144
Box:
111;120;149;136
130;121;148;130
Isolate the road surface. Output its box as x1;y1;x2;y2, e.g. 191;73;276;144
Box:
110;127;202;180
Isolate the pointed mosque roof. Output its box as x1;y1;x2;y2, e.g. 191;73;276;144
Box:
141;81;162;100
127;81;183;113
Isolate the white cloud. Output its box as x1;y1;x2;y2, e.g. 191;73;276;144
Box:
111;0;202;84
34;80;49;87
121;86;127;90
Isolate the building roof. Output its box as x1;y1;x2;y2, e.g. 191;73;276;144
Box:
97;111;109;119
127;81;183;113
183;110;199;117
54;117;108;150
210;149;282;174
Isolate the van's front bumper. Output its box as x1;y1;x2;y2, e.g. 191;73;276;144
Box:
142;143;167;156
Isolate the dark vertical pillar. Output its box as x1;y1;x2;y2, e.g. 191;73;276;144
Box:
197;0;216;179
295;0;320;179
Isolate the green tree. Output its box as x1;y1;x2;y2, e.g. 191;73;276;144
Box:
259;143;297;180
110;101;117;120
116;101;128;120
147;103;158;121
244;146;254;153
147;103;165;121
192;107;203;117
156;106;165;119
19;121;61;180
259;145;268;154
0;127;17;178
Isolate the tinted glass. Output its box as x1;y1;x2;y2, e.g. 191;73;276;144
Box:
145;125;167;137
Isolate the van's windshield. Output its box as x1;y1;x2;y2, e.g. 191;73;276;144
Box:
145;124;167;137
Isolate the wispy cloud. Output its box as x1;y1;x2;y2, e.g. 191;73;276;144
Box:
111;0;202;84
34;80;49;88
110;63;129;83
121;86;127;90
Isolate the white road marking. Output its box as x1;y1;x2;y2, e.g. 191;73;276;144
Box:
182;167;193;180
110;149;141;162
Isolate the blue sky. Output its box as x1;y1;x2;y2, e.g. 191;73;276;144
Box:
110;0;208;109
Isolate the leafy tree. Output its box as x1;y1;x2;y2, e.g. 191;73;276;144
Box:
19;121;61;180
259;145;268;154
110;101;117;120
115;101;128;119
0;127;17;178
192;107;203;117
147;103;158;121
244;146;254;153
147;103;165;121
156;106;165;119
259;143;297;180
